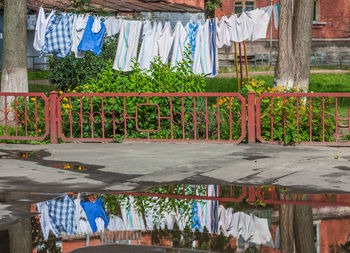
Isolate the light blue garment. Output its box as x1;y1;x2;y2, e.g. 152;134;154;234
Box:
78;16;106;56
41;12;74;58
209;19;217;76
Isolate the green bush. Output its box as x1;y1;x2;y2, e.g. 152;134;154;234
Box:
48;35;118;91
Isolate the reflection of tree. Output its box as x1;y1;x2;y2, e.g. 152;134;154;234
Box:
330;239;350;253
31;216;61;253
279;192;316;253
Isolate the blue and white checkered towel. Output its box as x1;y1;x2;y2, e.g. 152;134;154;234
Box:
47;194;77;236
41;12;74;57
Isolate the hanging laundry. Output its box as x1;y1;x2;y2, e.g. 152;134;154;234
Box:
216;16;232;48
186;21;200;59
95;217;106;232
209;19;219;77
77;16;106;56
47;194;77;236
92;17;102;33
249;6;273;41
33;8;55;52
80;197;109;233
193;20;213;75
273;4;279;29
107;215;126;231
74;194;92;235
104;17;122;37
71;14;89;58
138;20;158;70
113;20;142;71
157;21;175;64
231;212;255;241
216;205;235;236
41;12;74;58
120;196;145;230
250;215;275;247
171;21;189;67
230;12;255;43
36;201;58;240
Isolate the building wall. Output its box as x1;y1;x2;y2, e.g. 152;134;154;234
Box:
215;0;350;39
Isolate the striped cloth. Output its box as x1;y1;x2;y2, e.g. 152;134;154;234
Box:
113;21;142;71
120;196;145;230
41;12;74;58
47;194;77;236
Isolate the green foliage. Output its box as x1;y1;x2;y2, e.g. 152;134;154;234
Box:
48;35;118;91
241;79;336;143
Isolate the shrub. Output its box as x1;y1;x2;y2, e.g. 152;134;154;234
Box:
48;35;118;91
241;78;336;143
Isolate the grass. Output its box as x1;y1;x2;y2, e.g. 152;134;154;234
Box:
218;65;350;73
28;70;50;80
205;73;350;93
29;83;57;93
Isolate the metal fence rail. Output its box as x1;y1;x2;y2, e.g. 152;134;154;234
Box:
55;92;246;143
1;91;350;145
0;92;50;141
255;93;350;145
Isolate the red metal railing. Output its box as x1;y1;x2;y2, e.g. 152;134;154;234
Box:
0;92;50;141
112;185;350;207
1;91;350;145
256;93;350;145
55;92;246;143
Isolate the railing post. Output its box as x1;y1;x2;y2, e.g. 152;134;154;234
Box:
247;92;256;143
49;91;58;144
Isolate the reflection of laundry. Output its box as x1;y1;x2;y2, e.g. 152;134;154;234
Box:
74;194;92;235
80;197;109;233
275;226;280;249
95;217;106;233
108;215;126;231
47;194;77;236
250;215;274;247
120;196;145;230
217;205;235;236
37;201;58;240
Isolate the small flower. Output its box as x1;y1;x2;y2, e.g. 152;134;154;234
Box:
75;87;79;89
63;97;68;102
213;105;216;108
59;91;63;95
22;154;26;158
16;102;20;105
84;86;89;89
67;89;71;92
311;91;314;93
329;101;332;104
31;98;36;101
73;90;76;93
22;120;25;123
38;129;42;133
6;108;10;112
17;114;20;117
227;106;230;109
247;76;250;79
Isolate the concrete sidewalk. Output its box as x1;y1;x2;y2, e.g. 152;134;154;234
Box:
0;143;349;194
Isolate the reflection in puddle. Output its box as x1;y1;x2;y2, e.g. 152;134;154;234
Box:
2;185;350;253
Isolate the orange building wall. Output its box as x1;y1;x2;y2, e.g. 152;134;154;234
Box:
167;0;204;9
320;219;350;252
62;239;101;253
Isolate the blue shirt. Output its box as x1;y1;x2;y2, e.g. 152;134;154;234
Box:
78;16;106;56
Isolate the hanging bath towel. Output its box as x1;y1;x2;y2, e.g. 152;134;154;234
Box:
113;20;142;71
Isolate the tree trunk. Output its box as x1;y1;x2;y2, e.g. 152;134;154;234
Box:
294;205;316;253
274;0;294;88
292;0;314;90
274;0;314;90
8;218;32;253
6;192;32;253
0;0;28;114
279;204;294;253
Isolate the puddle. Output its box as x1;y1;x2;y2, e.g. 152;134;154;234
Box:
1;184;350;253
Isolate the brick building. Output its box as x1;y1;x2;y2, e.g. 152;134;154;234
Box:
213;0;350;67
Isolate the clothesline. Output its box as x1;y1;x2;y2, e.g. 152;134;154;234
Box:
35;188;275;248
33;3;279;76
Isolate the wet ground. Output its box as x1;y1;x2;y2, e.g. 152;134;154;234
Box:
1;143;350;252
1;184;350;253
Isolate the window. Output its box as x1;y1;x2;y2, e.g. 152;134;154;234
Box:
313;0;320;21
234;0;256;14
